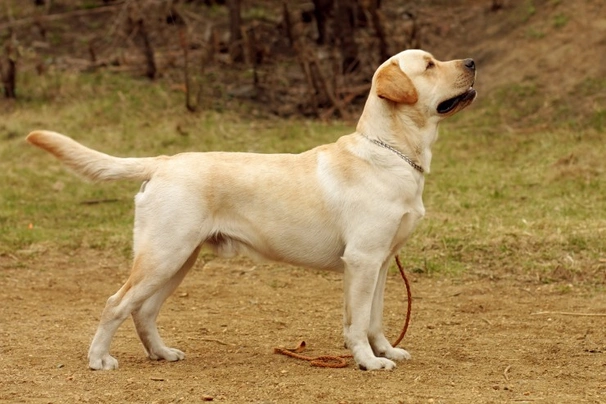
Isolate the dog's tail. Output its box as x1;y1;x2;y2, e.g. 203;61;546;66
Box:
26;130;159;182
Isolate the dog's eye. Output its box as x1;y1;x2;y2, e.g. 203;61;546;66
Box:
426;61;435;70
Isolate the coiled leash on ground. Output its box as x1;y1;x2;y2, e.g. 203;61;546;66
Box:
274;254;412;368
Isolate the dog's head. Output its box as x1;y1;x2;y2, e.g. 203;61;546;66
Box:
372;49;477;121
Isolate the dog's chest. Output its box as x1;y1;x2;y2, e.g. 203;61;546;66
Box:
392;189;425;249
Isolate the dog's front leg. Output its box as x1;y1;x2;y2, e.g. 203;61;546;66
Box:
342;251;397;370
368;259;411;361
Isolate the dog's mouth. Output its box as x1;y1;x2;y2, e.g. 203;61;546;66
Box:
437;87;477;114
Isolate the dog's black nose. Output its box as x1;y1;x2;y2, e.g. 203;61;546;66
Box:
464;58;475;71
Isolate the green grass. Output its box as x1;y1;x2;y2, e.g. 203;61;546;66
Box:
552;13;569;29
403;122;605;282
1;70;604;285
525;28;545;39
518;0;537;23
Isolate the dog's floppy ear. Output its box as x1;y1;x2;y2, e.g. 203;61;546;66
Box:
375;62;418;104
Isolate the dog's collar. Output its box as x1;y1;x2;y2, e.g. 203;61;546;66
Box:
361;135;424;174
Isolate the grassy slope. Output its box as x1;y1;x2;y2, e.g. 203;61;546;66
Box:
1;67;604;285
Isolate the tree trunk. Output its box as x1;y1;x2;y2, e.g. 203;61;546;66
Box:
126;1;157;80
365;0;388;62
227;0;244;63
134;19;157;79
334;0;359;73
2;32;17;99
312;0;333;45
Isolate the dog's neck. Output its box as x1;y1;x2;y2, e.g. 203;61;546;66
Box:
356;96;439;174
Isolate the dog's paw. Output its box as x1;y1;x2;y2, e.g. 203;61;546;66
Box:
381;346;411;361
88;354;119;370
357;356;397;371
148;347;185;362
369;335;412;361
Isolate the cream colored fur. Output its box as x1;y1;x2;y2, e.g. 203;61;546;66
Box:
26;49;476;371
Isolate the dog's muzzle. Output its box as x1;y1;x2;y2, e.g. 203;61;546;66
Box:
437;58;477;114
437;88;477;114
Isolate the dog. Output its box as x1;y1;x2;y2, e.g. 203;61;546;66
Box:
26;49;476;371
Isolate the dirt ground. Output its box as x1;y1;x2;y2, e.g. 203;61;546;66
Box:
1;250;604;404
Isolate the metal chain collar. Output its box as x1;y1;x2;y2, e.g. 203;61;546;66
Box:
362;135;425;174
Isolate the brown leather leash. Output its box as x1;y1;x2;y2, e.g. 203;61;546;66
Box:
273;254;412;368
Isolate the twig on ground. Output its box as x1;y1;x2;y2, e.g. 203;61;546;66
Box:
80;198;119;205
531;311;606;317
503;364;512;381
199;338;235;346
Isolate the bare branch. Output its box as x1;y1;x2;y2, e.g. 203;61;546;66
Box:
0;3;124;31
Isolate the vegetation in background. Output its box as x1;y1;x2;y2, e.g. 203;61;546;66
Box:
1;0;604;286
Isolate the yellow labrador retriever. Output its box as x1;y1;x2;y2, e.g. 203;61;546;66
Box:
27;49;476;371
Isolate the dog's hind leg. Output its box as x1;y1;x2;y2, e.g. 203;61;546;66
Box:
132;246;201;362
87;240;202;370
367;258;411;361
